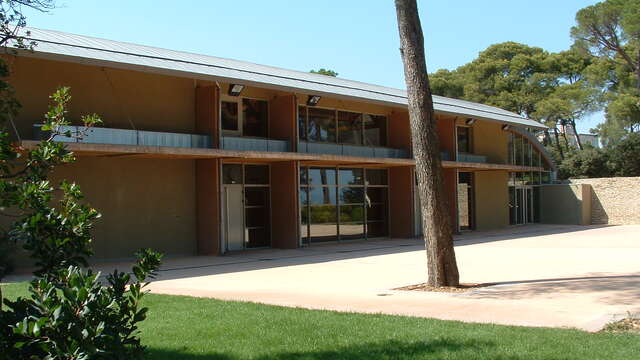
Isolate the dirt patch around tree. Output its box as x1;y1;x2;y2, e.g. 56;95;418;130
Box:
601;316;640;334
394;283;493;293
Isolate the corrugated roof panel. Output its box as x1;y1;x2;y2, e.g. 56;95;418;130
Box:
16;27;545;129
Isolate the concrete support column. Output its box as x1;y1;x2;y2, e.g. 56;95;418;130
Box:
196;159;220;255
270;161;299;249
389;166;414;238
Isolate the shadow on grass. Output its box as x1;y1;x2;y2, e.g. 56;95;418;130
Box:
146;338;514;360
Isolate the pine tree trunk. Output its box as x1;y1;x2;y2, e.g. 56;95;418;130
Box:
553;127;564;160
570;119;583;150
395;0;460;287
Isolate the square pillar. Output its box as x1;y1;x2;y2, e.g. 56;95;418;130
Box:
270;161;299;249
389;166;414;238
196;159;220;255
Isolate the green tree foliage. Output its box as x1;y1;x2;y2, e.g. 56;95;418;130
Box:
310;68;339;77
572;0;640;143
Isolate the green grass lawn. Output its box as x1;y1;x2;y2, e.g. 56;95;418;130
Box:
2;282;638;359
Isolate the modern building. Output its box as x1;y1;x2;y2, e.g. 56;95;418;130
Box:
558;124;600;148
6;28;555;260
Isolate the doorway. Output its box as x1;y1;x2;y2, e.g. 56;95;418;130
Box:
509;185;536;225
222;163;271;252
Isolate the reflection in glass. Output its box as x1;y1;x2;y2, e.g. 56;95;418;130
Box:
457;126;472;153
515;135;523;166
308;187;336;205
338;168;364;185
308;168;336;185
308;108;336;142
298;106;307;140
340;205;364;222
340;223;364;240
366;188;387;204
363;114;387;146
338;111;362;145
242;99;268;137
365;169;388;185
244;165;269;184
221;101;238;131
246;228;269;248
339;187;364;204
222;164;242;184
245;187;268;206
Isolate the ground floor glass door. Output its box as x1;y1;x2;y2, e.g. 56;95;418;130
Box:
222;163;271;251
509;185;538;225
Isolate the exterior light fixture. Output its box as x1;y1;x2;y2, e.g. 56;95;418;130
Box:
307;95;321;106
501;124;511;131
465;118;476;125
228;84;245;96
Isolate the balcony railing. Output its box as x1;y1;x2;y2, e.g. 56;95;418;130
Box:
298;141;408;159
220;136;290;152
457;153;488;163
33;125;212;148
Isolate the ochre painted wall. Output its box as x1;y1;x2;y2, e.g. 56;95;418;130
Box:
51;157;197;259
474;171;509;230
466;120;508;164
196;159;220;255
7;56;196;137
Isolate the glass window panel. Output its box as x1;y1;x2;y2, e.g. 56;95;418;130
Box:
299;167;308;185
339;187;365;204
308;108;336;142
366;221;388;238
340;205;364;222
525;142;532;166
457;127;472;153
308;187;337;205
365;169;388;185
532;149;541;167
242;99;268;137
515;135;523;166
367;204;387;221
221;101;239;131
363;114;387;146
338;168;364;185
541;172;551;184
244;165;269;184
339;223;365;240
245;187;268;206
298;106;307;140
246;228;270;248
299;187;308;205
222;164;242;184
508;132;514;165
308;168;336;185
310;205;337;223
337;111;363;145
245;207;268;228
366;188;387;204
509;187;516;225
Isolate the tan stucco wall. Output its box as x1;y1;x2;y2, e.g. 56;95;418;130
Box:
569;177;640;225
51;157;197;260
465;120;508;164
474;171;509;230
7;56;197;137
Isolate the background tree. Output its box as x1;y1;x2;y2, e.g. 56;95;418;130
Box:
395;0;459;287
572;0;640;143
310;68;338;77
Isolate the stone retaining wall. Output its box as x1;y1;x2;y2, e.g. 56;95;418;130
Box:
569;177;640;225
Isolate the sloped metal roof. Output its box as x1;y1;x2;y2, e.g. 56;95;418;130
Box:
15;27;545;129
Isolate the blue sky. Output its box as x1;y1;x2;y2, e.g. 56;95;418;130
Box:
23;0;601;131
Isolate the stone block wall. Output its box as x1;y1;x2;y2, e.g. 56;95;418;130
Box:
569;177;640;225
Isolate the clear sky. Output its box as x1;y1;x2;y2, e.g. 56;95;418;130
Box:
22;0;601;132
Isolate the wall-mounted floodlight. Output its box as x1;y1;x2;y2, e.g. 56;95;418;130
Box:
307;95;321;106
501;124;511;131
228;84;245;96
465;118;476;125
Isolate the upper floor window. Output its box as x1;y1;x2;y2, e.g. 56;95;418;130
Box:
457;126;472;153
298;106;387;146
221;98;268;137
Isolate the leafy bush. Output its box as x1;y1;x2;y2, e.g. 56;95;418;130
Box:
607;133;640;176
558;147;611;179
0;87;163;359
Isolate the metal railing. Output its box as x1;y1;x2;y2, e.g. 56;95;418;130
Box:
297;141;408;159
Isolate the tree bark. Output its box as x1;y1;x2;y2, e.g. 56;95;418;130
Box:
553;127;565;159
395;0;459;287
570;119;583;150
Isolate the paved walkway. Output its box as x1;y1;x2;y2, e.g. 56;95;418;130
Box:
6;224;640;331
